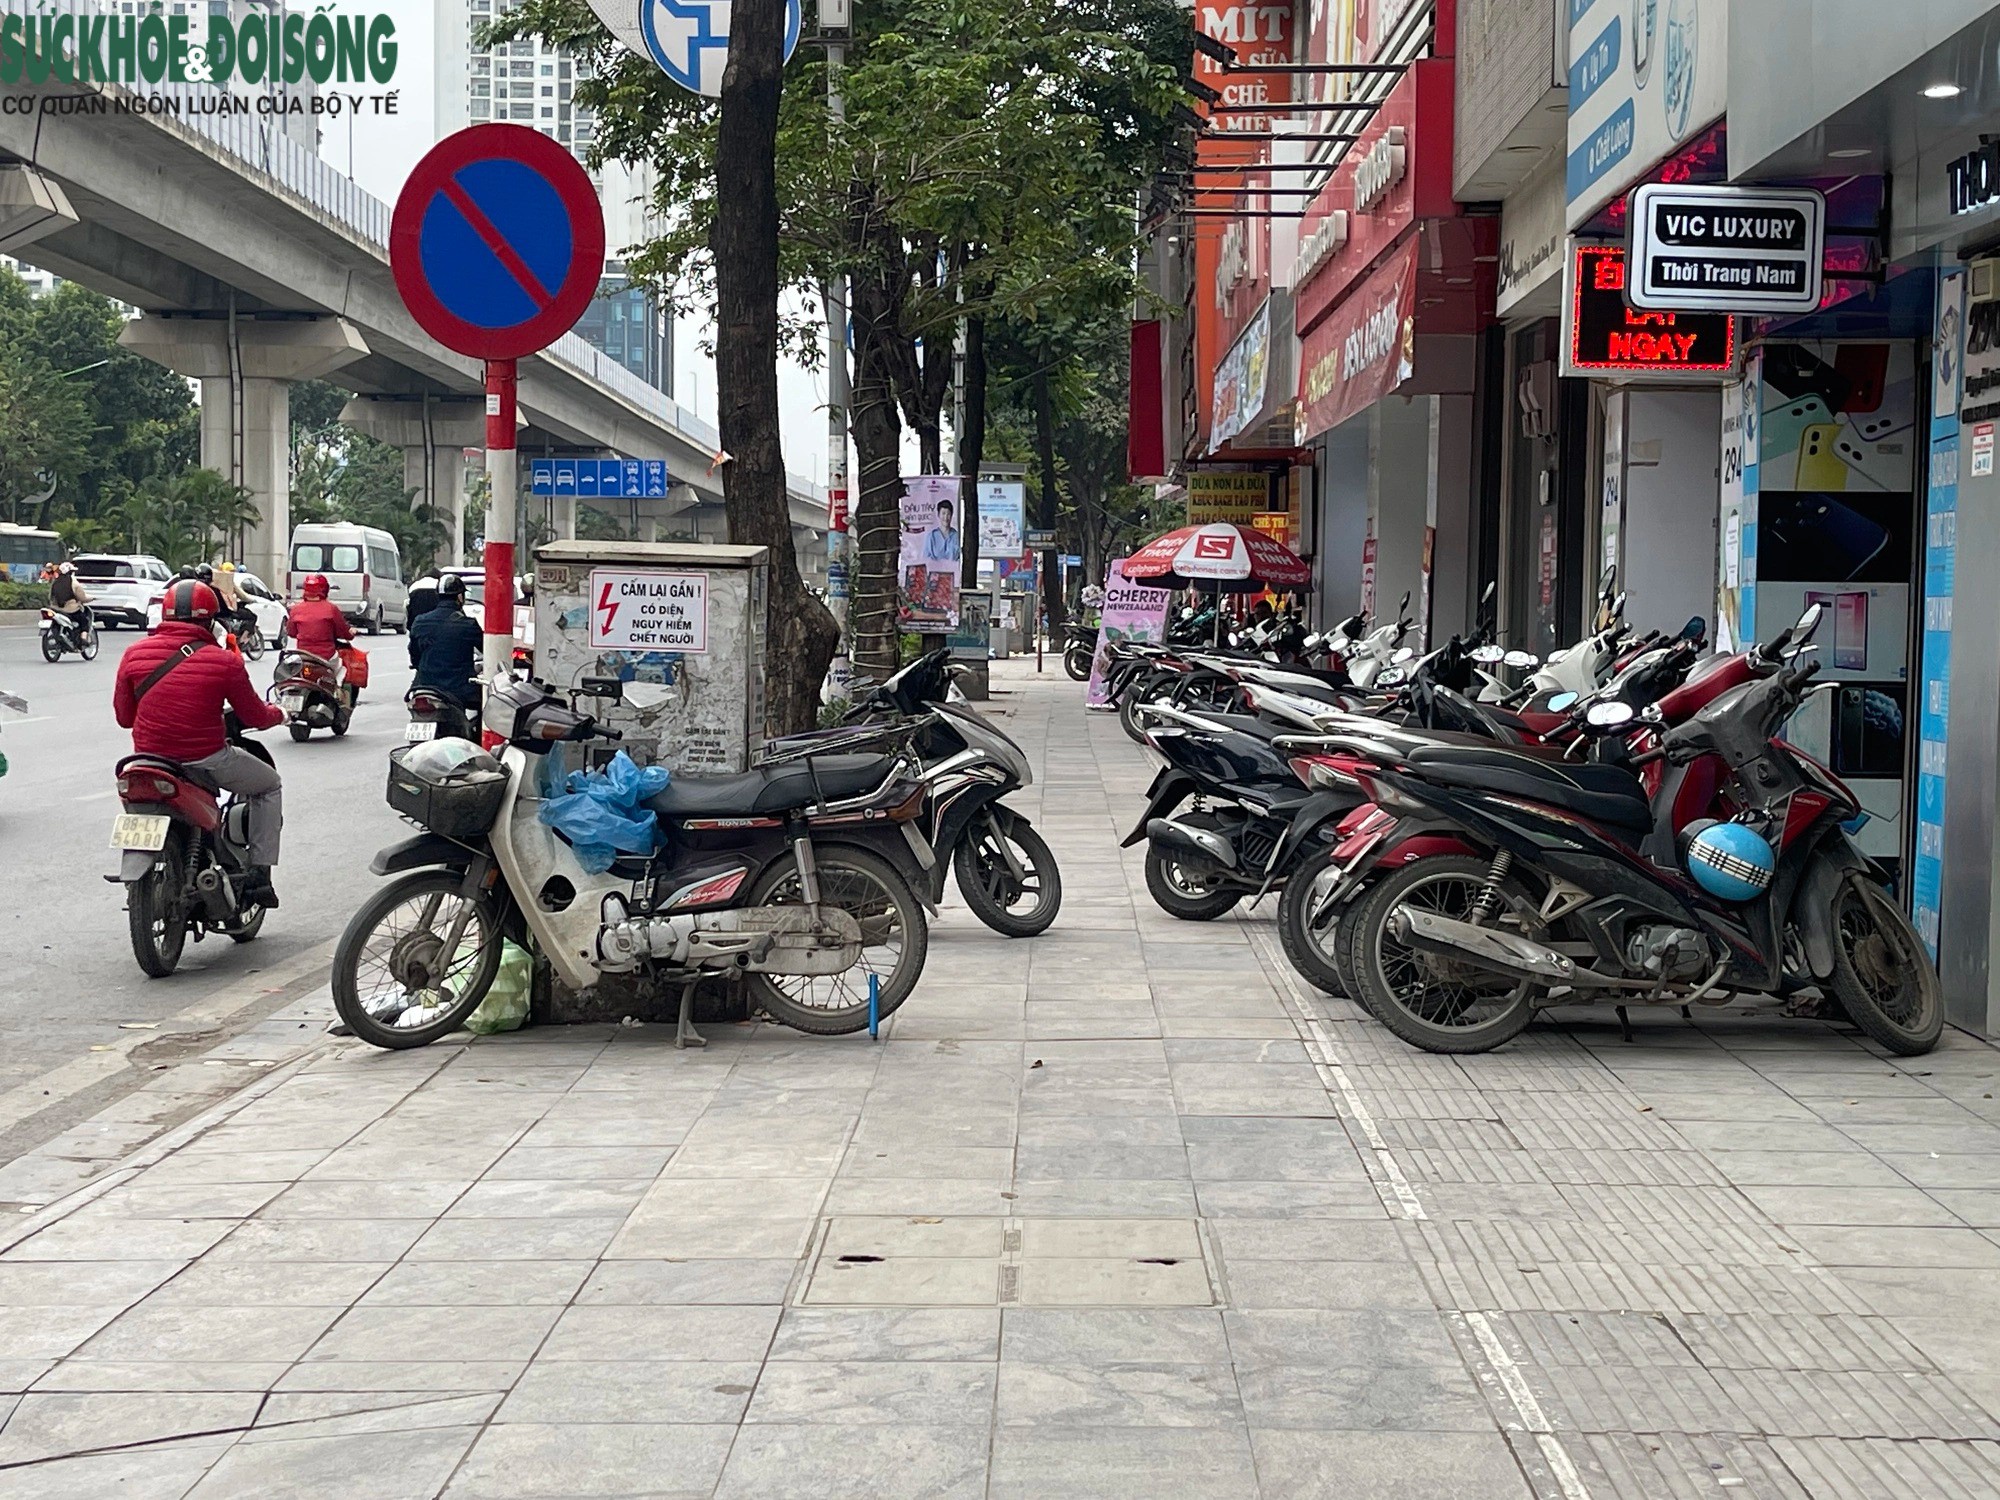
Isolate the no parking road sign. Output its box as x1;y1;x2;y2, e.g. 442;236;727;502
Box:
390;124;606;362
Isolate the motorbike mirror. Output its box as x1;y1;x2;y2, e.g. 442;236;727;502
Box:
1303;632;1322;649
1397;590;1412;617
1680;614;1706;643
1794;601;1825;641
1471;644;1505;665
1585;699;1636;730
1392;646;1416;664
1611;590;1628;618
1481;580;1497;604
1599;565;1616;599
1548;690;1580;712
1503;649;1539;669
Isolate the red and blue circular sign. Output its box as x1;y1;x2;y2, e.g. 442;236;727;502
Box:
390;125;606;361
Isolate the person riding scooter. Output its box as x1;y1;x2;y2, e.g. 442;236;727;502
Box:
408;571;483;737
285;572;357;698
112;580;287;908
49;562;93;646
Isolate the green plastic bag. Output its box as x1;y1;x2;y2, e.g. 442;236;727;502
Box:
465;941;533;1034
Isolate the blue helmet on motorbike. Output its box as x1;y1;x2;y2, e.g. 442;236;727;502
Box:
1684;820;1776;902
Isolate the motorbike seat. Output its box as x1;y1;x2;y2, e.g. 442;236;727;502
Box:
647;753;896;817
1402;743;1652;831
115;753;220;796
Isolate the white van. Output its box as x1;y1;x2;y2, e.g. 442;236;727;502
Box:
288;523;407;634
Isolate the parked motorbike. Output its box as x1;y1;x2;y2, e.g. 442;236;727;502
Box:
1063;623;1099;682
407;686;480;744
272;648;353;741
333;676;937;1049
1319;604;1941;1055
39;608;98;663
818;648;1061;936
107;719;271;976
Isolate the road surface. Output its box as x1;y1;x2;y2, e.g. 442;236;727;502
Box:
0;621;417;1159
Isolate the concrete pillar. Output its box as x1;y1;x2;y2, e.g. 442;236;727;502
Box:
339;397;486;573
555;494;578;541
120;316;369;584
639;516;660;542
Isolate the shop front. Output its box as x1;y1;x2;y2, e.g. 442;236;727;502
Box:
1291;53;1490;642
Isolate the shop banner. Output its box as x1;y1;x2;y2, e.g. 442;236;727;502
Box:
1085;559;1174;709
1187;471;1268;525
1295;238;1416;444
1565;0;1729;227
1914;268;1967;959
898;475;964;629
978;479;1026;560
1211;300;1272;447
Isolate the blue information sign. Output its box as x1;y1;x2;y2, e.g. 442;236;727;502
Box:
530;457;674;498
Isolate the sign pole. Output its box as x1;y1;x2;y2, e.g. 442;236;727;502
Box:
483;358;518;686
823;15;851;699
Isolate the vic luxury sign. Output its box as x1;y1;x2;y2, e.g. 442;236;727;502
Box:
0;4;398;87
1627;184;1825;315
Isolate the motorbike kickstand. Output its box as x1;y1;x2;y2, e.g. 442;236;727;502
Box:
1616;1005;1634;1044
675;980;706;1050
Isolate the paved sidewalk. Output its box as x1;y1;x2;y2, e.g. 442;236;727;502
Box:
6;658;2000;1498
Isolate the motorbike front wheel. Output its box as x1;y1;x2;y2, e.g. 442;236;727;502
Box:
1276;849;1350;999
78;627;98;662
746;845;929;1035
127;829;190;978
1063;647;1092;682
1351;854;1540;1054
288;721;312;743
953;814;1062;937
1143;842;1241;921
238;626;265;662
1824;879;1943;1056
332;870;507;1049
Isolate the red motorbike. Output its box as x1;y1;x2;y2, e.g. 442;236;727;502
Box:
1288;604;1940;1056
108;722;272;976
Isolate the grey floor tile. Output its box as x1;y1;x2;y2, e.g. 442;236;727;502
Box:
409;1217;626;1261
205;1219;429;1263
770;1308;1001;1362
441;1421;734;1498
1002;1308;1227;1364
0;1437;232;1500
715;1422;990;1500
0;1261;186;1307
575;1258;797;1305
186;1423;479;1499
357;1261;591;1307
302;1304;561;1364
1222;1258;1436;1310
746;1360;995;1425
539;1304;780;1362
443;1179;650;1219
1235;1362;1493;1431
0;1390;260;1464
79;1304;343;1364
270;1360;525;1393
1222;1309;1461;1369
147;1262;389;1308
1208;1218;1409;1262
31;1360;290;1393
498;1361;760;1424
1740;1185;1966;1227
1249;1427;1533;1500
3;1217;235;1262
987;1424;1258;1500
996;1361;1242;1427
256;1180;471;1219
1788;1224;2000;1269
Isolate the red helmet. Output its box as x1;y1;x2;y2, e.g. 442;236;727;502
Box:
301;573;330;601
163;579;220;625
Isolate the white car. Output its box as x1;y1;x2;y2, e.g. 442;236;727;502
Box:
71;554;173;629
143;569;290;645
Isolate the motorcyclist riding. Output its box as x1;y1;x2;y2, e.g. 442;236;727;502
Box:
199;562;257;642
286;573;356;702
408;571;483;731
49;561;92;644
112;580;287;907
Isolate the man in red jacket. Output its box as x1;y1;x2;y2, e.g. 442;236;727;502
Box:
285;573;356;704
114;580;288;907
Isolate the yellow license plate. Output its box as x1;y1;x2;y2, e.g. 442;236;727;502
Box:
110;813;171;851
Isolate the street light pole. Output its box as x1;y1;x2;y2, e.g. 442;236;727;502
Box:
823;0;852;699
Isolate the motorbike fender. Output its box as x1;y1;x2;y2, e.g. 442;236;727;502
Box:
1121;769;1198;847
116;848;160;883
816;834;942;916
1374;832;1478;869
369;832;478;878
1792;829;1870;982
1267;788;1365;876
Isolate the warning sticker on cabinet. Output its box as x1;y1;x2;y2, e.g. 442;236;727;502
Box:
587;569;709;652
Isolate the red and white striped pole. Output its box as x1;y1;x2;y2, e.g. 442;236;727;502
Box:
482;358;517;689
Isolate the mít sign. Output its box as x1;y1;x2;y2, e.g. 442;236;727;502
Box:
589;569;709;651
1562;242;1734;379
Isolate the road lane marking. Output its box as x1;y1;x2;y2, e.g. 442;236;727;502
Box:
1462;1310;1597;1500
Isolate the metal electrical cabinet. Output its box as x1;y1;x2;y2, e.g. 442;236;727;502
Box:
531;541;769;773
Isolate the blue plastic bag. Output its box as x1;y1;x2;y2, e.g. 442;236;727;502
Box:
537;749;671;873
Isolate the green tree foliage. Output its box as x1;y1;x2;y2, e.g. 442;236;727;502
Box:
120;468;260;570
289;379;447;571
0;269;198;530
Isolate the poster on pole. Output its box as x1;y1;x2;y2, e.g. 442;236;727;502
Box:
1085;558;1173;709
978;480;1026;560
898;475;964;628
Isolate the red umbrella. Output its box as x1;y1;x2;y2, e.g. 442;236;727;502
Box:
1122;523;1311;591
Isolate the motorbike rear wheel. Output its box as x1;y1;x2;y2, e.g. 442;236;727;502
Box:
1063;647;1092;682
1143;842;1241;921
39;629;61;663
1351;854;1539;1054
1824;878;1943;1056
747;845;928;1035
128;829;190;978
1277;849;1350;998
288;721;312;742
953;814;1062;937
332;870;507;1049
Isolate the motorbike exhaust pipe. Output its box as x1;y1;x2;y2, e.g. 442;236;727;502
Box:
1386;905;1578;983
1146;817;1237;871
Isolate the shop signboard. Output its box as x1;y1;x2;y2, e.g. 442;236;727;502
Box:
1295;237;1417;443
1187;471;1268;525
898;475;963;629
1210;300;1271;447
1084;559;1174;708
1561;242;1735;380
1194;0;1294;135
1628;184;1825;314
1565;0;1729;228
1497;156;1566;318
1914;268;1966;959
977;480;1026;560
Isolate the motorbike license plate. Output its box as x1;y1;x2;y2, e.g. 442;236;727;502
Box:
280;691;306;714
109;813;170;852
405;720;438;743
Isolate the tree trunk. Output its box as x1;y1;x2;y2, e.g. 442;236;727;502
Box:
712;0;834;735
1032;364;1065;641
849;263;904;682
957;312;987;583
